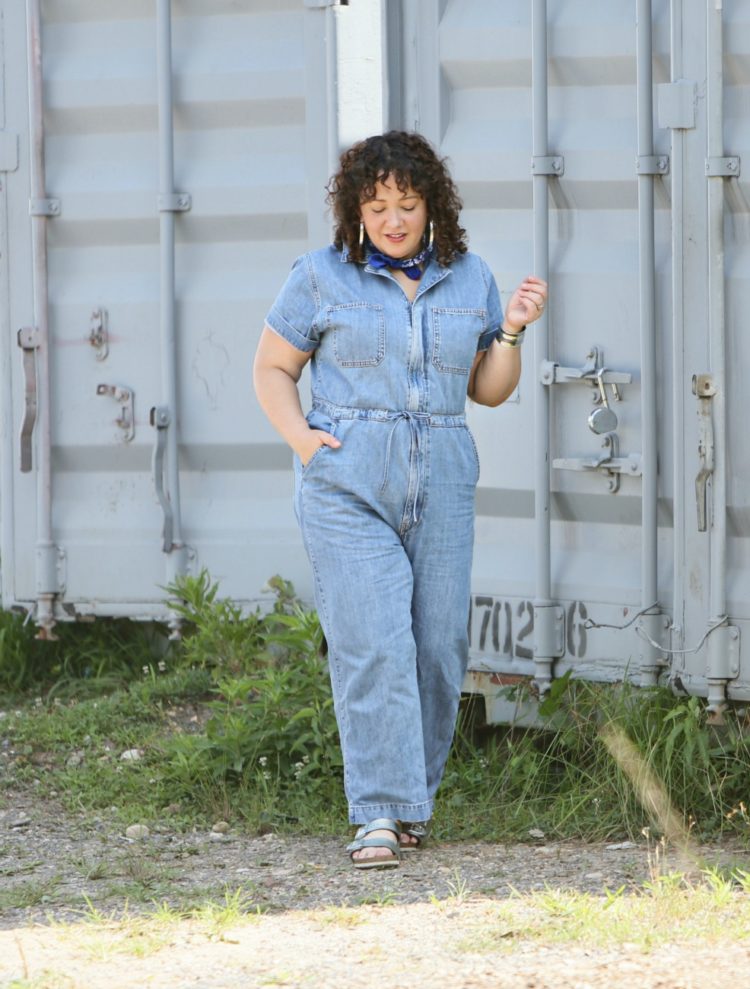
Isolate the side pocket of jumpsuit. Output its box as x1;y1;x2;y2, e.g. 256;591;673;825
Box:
463;424;481;486
300;409;340;473
294;409;338;526
293;410;339;540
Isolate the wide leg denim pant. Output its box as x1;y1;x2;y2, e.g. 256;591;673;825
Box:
295;403;479;825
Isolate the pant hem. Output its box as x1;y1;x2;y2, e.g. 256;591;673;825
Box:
349;800;433;825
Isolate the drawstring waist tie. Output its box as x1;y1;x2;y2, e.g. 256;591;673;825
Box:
311;401;467;525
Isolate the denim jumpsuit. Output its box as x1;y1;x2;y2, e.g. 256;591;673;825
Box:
266;245;503;824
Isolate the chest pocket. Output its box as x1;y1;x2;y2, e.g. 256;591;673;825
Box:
431;308;487;375
326;303;385;368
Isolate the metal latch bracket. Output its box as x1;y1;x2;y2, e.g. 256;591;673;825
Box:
531;155;564;176
705;157;740;177
636;155;670;175
97;384;135;441
29;198;61;216
553;434;642;494
533;604;566;658
89;308;109;361
706;624;740;680
158;193;192;212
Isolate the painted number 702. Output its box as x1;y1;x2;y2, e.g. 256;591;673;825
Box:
469;597;588;659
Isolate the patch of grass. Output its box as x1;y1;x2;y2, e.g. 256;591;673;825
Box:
63;885;264;957
0;611;169;700
0;861;43;879
314;905;367;927
187;885;265;935
1;667;213;820
455;867;750;954
354;889;401;907
0;877;61;910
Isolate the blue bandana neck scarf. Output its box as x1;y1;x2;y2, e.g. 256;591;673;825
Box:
367;245;432;280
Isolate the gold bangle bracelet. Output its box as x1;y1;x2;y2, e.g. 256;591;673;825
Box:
497;331;524;348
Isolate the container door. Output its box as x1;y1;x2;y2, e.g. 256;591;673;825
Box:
671;1;750;706
396;0;667;702
0;0;336;622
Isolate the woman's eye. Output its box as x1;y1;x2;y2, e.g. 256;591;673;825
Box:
370;208;385;215
402;206;415;212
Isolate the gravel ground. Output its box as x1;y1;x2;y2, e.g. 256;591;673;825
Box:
1;789;749;987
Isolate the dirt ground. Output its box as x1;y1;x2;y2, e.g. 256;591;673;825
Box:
1;789;749;988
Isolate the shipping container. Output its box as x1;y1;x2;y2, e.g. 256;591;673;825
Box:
1;0;748;720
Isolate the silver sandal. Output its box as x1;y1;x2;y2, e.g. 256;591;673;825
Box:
346;818;401;870
399;820;431;852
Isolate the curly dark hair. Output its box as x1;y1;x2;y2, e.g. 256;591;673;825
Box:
326;131;467;267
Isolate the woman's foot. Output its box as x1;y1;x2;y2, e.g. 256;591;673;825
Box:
347;819;401;870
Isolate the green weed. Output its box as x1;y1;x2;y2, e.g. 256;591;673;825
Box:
0;611;168;699
439;679;750;843
0;877;61;910
159;575;343;820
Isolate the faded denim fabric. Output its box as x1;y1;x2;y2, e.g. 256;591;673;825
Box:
265;246;504;824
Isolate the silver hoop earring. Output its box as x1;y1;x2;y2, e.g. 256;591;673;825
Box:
426;220;434;250
358;221;364;247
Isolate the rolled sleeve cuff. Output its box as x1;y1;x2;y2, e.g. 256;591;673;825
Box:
477;328;498;352
265;309;318;353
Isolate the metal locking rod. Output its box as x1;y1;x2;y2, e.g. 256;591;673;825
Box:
17;327;40;472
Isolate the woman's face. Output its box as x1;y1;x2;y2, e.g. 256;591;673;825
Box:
360;176;427;259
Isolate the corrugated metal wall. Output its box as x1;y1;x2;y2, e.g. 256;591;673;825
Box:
1;0;748;714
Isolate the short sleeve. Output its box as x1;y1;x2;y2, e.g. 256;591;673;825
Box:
265;254;321;353
477;259;505;352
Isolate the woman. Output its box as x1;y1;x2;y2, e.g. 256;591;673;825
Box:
253;131;546;869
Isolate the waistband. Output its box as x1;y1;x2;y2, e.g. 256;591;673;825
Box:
312;399;466;427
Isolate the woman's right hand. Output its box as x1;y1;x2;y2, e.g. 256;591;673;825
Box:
297;429;342;467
